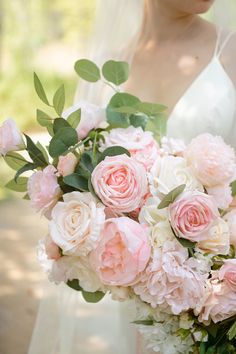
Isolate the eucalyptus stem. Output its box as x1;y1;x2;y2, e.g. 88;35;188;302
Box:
102;79;120;93
68;137;90;154
93;132;98;160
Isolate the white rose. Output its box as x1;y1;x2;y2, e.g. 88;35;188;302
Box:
223;209;236;249
50;192;105;256
139;197;175;249
62;100;106;140
139;197;165;226
198;218;230;255
149;156;203;196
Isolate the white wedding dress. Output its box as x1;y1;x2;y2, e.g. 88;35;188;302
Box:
28;28;236;354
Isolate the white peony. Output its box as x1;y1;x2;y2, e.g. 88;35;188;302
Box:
161;136;186;156
49;192;105;256
149;156;203;197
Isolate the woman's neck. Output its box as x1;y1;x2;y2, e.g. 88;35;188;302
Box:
140;0;199;45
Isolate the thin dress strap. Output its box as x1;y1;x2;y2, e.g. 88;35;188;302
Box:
216;29;236;58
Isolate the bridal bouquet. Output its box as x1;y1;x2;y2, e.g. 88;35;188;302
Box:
1;58;236;354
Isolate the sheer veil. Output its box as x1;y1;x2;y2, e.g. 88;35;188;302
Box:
28;1;236;354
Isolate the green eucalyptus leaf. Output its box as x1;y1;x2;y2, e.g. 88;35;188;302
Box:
67;108;81;129
36;142;50;164
112;106;139;115
33;72;50;106
63;173;88;191
36;109;53;127
146;114;167;142
24;134;47;167
102;60;129;85
98;146;131;164
82;290;105;303
199;343;206;354
49;127;78;158
106;108;130;129
80;152;94;173
4;152;29;171
176;236;197;249
135;102;167;116
53;85;65;116
53;118;71;134
158;184;186;209
228;321;236;340
132;320;154;326
74;59;100;82
176;328;191;340
5;177;28;192
47;124;54;137
14;163;37;182
109;92;140;108
230;180;236;197
88;177;99;200
67;279;82;291
129;114;147;130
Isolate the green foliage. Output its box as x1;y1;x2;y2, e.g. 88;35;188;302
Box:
53;118;71;134
4;152;29;171
36;109;54;127
74;59;101;82
228;321;236;340
34;73;50;106
53;85;65;116
158;184;186;209
102;60;129;85
63;173;88;191
24;134;48;167
132;319;155;326
36;142;50;164
82;290;105;303
67;108;81;128
98;146;131;164
231;180;236;197
67;279;82;291
5;177;28;192
14;163;37;182
49;127;78;157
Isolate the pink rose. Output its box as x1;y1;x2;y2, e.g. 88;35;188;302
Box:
91;154;148;213
224;209;236;249
57;152;77;177
169;191;219;242
100;126;160;171
0;119;24;155
90;217;151;286
62;100;106;140
133;240;205;314
44;234;61;260
219;259;236;291
196;277;236;323
206;185;233;209
28;165;61;217
185;133;236;188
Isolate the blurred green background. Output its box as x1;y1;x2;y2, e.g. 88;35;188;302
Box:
0;0;96;199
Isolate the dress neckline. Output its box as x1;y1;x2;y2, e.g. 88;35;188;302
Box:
167;55;235;121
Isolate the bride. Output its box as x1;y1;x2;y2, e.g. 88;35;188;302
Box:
28;1;236;353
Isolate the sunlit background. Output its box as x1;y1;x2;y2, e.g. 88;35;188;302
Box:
0;2;97;354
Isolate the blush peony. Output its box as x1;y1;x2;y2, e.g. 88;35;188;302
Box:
49;192;105;256
133;240;205;314
169;191;219;242
91;154;148;213
100;126;160;171
90;217;151;286
0;119;24;155
27;165;61;217
62;100;106;140
185;133;236;188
